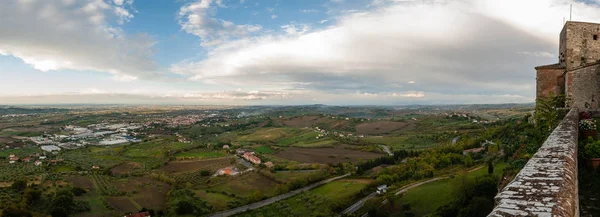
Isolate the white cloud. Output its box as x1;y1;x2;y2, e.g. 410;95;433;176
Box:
271;15;278;19
0;0;156;80
517;51;554;58
301;9;319;13
319;19;328;24
178;0;262;46
171;0;600;103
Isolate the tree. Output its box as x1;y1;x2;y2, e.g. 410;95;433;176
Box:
200;170;210;176
248;190;263;202
72;187;87;196
463;155;474;167
175;201;194;215
487;161;494;174
11;179;27;192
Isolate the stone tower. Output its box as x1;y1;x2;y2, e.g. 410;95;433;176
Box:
536;21;600;109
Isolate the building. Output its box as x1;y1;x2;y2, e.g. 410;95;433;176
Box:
34;161;42;166
23;158;31;163
264;161;274;168
92;165;100;170
124;211;151;217
536;21;600;109
376;185;388;195
463;147;486;156
223;145;230;149
9;156;19;164
217;166;239;176
242;152;262;165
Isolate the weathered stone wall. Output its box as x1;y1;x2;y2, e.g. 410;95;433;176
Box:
561;21;600;71
488;109;579;217
536;66;565;99
568;64;600;109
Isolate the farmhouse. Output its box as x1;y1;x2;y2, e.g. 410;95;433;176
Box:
217;166;239;176
223;145;230;149
23;158;31;163
34;161;42;166
124;211;151;217
9;156;19;164
264;161;274;168
243;152;261;164
462;147;485;155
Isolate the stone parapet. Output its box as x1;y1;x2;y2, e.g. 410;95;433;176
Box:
488;108;579;217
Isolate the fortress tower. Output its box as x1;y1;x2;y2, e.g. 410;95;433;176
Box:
536;21;600;109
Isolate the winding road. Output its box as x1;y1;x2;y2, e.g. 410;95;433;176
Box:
341;165;485;216
379;144;394;156
207;173;351;217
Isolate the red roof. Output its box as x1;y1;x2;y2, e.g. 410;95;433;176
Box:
125;211;150;217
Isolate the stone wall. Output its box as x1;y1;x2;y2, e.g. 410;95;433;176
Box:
561;21;600;71
536;65;565;99
568;64;600;109
488;108;579;217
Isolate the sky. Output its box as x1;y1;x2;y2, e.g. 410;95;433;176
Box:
2;0;600;105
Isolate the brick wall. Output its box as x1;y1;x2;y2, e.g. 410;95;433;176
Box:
536;67;565;99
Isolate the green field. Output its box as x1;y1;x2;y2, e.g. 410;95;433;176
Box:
239;179;370;217
396;163;507;216
254;146;275;154
0;147;41;158
237;128;303;142
196;190;239;211
175;150;226;159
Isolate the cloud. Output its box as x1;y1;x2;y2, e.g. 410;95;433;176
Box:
178;0;262;46
0;0;157;81
271;15;278;19
171;0;600;103
301;9;319;13
517;51;554;58
319;19;328;24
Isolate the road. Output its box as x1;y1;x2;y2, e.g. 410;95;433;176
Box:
207;173;351;217
452;136;460;145
275;169;319;173
379;145;393;156
235;155;255;170
343;165;485;217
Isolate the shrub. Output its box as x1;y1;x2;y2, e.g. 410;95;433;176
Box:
72;187;87;196
585;140;600;158
579;119;596;131
581;111;593;120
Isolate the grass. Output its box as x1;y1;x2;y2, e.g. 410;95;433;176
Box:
0;147;41;158
237;128;303;142
239;179;370;217
273;171;316;183
254;146;275;154
175;150;227;159
196;190;238;211
396;163;507;217
52;166;76;173
210;172;278;198
311;179;372;200
123;141;195;158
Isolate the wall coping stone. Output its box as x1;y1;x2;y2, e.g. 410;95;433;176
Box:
488;108;579;217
